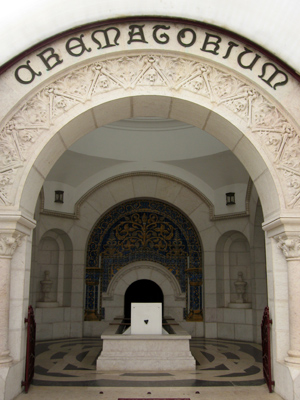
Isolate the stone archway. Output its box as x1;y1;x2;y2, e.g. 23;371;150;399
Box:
0;22;298;222
103;261;185;322
2;22;300;213
1;18;300;400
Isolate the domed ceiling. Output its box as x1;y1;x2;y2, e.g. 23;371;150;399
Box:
46;117;249;190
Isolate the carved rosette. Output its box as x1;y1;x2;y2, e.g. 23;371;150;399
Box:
276;235;300;259
1;54;300;207
0;232;24;257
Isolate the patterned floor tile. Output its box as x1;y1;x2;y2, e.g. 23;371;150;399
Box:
32;338;265;387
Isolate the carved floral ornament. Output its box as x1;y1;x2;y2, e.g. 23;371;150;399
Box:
276;235;300;259
0;232;24;256
0;54;300;208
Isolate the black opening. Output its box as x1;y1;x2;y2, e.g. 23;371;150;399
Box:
124;279;164;319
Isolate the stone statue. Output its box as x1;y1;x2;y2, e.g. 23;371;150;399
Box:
234;271;247;303
228;271;251;309
40;270;53;302
36;270;59;308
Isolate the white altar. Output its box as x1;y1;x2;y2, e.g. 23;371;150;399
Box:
97;303;196;371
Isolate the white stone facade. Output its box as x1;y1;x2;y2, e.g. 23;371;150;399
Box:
0;7;299;400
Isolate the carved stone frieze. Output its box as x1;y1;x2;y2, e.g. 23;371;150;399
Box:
1;54;300;207
277;235;300;259
0;232;24;256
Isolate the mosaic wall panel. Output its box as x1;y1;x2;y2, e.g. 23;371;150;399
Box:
85;199;203;321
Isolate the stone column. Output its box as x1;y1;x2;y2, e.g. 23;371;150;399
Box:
0;231;24;364
277;235;300;365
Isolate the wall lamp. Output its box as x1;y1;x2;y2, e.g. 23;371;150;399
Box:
55;190;64;203
226;192;235;205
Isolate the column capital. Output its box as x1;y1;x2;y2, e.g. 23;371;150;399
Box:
0;231;25;257
276;235;300;259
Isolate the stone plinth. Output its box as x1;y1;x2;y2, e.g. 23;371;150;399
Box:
228;302;252;309
97;321;195;371
36;301;59;308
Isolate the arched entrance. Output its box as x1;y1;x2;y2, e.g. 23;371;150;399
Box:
0;18;300;400
124;279;164;319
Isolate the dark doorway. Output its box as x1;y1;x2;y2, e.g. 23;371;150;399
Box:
124;279;164;319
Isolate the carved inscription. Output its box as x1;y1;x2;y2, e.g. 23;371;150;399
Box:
1;54;299;208
14;23;288;90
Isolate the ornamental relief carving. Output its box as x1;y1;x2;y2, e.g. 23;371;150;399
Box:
277;235;300;259
0;54;299;207
0;232;24;256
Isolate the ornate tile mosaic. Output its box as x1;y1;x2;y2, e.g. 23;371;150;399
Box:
85;199;203;321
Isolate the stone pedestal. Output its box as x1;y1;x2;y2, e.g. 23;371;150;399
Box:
97;320;196;371
228;272;251;309
36;301;59;308
36;271;59;308
228;302;251;309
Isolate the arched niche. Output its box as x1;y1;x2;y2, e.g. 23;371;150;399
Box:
85;198;202;322
35;236;59;304
215;228;267;342
31;229;74;340
31;229;73;307
102;261;185;321
216;231;251;307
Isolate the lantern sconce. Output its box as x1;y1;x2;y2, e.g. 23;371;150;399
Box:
55;190;64;203
226;192;235;205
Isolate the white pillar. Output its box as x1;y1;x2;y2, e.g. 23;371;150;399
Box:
0;232;24;364
277;235;300;365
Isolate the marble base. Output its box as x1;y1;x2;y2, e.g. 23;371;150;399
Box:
97;321;196;371
285;356;300;365
36;301;59;308
228;302;252;309
0;351;12;364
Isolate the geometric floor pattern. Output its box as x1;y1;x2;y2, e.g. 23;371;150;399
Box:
33;338;265;387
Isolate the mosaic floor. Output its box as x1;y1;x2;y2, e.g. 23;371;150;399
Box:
33;338;265;387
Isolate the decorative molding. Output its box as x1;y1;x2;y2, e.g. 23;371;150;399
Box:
276;235;300;259
1;53;299;207
77;171;214;216
105;261;183;300
40;171;251;221
0;232;24;256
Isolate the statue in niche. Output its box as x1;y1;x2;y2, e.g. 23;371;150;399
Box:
40;270;53;302
228;271;251;309
37;270;59;307
234;271;247;303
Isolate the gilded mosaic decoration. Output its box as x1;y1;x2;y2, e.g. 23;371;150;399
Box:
85;199;203;321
